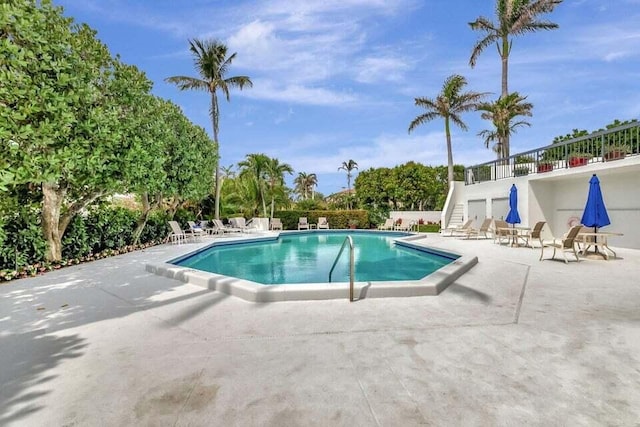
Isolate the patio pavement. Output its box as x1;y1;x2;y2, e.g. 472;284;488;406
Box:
1;233;639;426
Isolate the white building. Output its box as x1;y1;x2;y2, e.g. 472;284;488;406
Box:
442;121;640;249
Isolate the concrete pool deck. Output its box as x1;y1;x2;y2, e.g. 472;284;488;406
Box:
1;233;639;425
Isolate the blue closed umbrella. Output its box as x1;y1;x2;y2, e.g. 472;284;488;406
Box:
505;184;521;225
581;174;610;232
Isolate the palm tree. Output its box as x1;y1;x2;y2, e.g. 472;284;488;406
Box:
294;172;317;200
408;74;486;187
338;160;358;210
165;38;252;220
338;160;358;191
265;157;293;218
469;0;562;157
477;92;533;158
238;153;270;217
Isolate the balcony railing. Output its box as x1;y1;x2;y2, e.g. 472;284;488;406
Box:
464;121;640;185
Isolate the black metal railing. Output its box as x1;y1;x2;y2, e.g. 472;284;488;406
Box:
464;121;640;185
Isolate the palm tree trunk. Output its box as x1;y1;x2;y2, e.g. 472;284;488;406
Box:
211;91;221;220
501;35;510;159
445;117;454;187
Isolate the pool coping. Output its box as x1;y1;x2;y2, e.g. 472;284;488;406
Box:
145;231;478;302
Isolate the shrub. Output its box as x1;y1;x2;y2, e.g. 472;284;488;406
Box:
274;210;369;229
0;207;47;270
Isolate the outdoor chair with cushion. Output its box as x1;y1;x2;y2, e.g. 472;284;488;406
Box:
540;225;583;263
317;217;329;229
270;218;283;230
186;221;205;241
298;217;310;230
213;219;242;234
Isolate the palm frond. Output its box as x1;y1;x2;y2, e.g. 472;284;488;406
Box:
164;76;209;92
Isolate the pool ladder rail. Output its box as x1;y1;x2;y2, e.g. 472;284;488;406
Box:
328;236;355;302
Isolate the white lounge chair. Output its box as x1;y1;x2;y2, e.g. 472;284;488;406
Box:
378;218;395;230
270;218;283;230
462;218;493;239
213;219;242;234
442;219;473;236
298;217;309;230
394;219;414;232
187;221;206;241
317;217;329;229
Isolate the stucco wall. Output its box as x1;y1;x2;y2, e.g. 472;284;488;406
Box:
443;157;640;249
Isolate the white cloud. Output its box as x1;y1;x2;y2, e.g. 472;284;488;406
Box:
239;78;359;106
354;55;413;84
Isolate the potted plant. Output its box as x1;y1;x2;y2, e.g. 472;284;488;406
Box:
348;219;358;229
604;143;630;161
513;165;529;177
537;160;554;173
567;152;593;168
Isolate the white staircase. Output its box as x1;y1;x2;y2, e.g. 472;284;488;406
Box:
447;204;464;228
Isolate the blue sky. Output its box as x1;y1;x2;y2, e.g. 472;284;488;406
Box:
54;0;640;195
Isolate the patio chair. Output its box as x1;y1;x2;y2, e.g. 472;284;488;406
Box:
540;225;583;263
167;221;193;244
213;219;242;234
270;218;283;231
462;218;493;239
186;221;205;241
442;219;473;236
523;221;546;248
492;219;511;244
230;217;251;233
298;217;310;230
394;219;414;232
317;217;329;229
377;218;395;230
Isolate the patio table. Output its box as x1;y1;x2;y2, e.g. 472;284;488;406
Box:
576;231;624;260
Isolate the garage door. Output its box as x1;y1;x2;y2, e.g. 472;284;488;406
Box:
468;199;486;224
491;197;509;220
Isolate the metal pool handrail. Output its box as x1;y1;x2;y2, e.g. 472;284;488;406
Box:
328;236;355;302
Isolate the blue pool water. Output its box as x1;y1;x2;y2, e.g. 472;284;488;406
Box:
173;231;457;285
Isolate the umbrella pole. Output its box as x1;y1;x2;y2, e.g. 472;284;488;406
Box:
594;226;599;254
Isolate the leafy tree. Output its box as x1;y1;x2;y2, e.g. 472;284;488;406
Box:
408;74;486;187
2;1;153;260
165;39;252;220
477;92;533;158
469;0;562;157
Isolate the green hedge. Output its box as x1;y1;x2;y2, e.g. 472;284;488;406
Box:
273;210;370;230
0;205;171;272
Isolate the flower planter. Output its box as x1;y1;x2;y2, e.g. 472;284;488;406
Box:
568;157;589;168
604;150;626;162
537;164;553;173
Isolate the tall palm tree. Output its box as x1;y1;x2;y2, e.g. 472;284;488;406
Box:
338;160;358;191
469;0;562;157
294;172;317;200
338;160;358;210
165;38;252;219
265;157;293;218
408;74;486;187
238;153;270;217
477;92;533;157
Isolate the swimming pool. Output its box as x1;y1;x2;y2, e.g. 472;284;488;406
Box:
146;230;478;302
172;231;456;284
